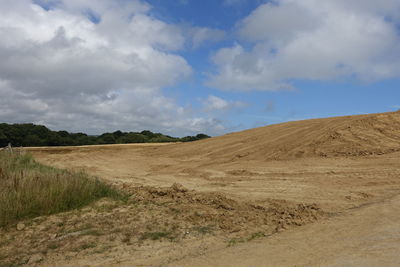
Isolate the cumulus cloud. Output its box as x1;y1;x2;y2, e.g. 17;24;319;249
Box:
208;0;400;91
189;27;226;49
0;0;225;136
202;95;247;112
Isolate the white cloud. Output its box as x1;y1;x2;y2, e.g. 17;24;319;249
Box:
208;0;400;91
0;0;225;136
202;95;247;111
189;27;225;49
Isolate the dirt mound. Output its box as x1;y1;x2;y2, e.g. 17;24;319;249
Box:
0;184;323;266
154;111;400;161
128;183;323;232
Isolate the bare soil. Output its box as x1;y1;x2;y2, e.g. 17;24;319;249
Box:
2;111;400;266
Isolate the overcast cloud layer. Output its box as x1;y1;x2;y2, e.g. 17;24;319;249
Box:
209;0;400;91
0;0;225;135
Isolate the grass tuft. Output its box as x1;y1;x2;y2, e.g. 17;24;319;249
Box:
140;231;175;241
227;232;266;247
0;152;123;227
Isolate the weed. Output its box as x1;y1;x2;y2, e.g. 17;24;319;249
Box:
140;231;175;241
227;237;245;247
47;242;60;250
227;232;266;247
192;225;214;234
247;231;265;241
0;152;124;227
76;242;97;251
169;207;180;213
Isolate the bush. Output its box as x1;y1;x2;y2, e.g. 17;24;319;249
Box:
0;152;123;227
0;123;211;147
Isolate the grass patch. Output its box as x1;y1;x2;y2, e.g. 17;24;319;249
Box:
192;225;214;234
0;152;124;227
169;207;180;213
247;231;265;241
140;231;175;241
227;232;266;247
47;242;60;250
74;242;97;251
227;237;245;247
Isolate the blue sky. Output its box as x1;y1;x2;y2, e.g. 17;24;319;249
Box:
146;0;400;132
0;0;399;136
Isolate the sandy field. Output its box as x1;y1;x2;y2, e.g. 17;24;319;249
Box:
2;111;400;266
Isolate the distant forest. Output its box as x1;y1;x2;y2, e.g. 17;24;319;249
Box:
0;123;210;147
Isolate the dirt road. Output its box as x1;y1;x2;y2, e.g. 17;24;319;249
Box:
171;194;400;267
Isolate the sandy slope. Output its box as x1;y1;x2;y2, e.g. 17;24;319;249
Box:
21;111;400;266
151;110;400;161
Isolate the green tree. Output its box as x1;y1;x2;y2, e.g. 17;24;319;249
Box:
140;130;156;139
0;130;8;147
98;133;116;144
196;133;210;140
118;133;148;143
23;135;43;146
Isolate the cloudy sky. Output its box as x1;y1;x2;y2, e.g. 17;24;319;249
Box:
1;0;399;136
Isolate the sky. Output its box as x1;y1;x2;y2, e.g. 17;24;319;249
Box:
0;0;399;136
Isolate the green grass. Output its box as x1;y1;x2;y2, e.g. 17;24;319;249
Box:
227;232;266;247
247;231;265;241
192;225;214;234
0;152;123;227
140;231;175;241
79;242;97;250
47;242;60;250
227;237;245;247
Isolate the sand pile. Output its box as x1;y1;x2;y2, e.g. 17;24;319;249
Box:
156;111;400;161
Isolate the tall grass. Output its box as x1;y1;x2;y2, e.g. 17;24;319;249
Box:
0;151;122;227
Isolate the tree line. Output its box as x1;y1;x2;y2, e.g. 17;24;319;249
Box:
0;123;210;147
